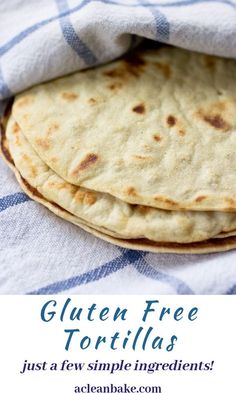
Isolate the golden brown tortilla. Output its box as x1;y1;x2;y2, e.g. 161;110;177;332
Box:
12;46;236;211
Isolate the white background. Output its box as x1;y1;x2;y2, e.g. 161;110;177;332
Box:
0;295;235;393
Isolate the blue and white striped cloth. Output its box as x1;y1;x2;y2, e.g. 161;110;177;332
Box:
1;0;236;294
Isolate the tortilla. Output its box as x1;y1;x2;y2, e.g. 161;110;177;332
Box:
4;116;236;245
12;46;236;211
2;130;236;254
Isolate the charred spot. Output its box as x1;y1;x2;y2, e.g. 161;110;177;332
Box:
133;155;148;160
123;53;146;68
154;196;178;207
61;92;78;101
89;98;96;104
155;62;171;79
126;187;137;197
132;103;145;114
167;115;176;127
75;153;98;173
164;198;178;207
195;195;207;203
203;114;229;131
137;205;152;214
178;129;186;136
204;55;216;70
123;52;146;78
103;69;122;78
153;135;162;142
108;82;123;90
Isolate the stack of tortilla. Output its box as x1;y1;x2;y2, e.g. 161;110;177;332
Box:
2;45;236;254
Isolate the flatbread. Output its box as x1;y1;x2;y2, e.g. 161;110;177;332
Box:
12;46;236;211
2;127;236;254
4;116;236;244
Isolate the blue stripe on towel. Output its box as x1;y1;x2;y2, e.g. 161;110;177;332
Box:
0;0;92;57
133;259;194;294
226;284;236;294
27;250;143;294
55;0;97;65
0;192;30;213
154;0;236;9
27;249;193;295
101;0;236;9
138;0;170;41
0;67;12;98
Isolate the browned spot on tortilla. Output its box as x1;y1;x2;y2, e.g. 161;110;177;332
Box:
153;135;162;142
203;114;229;131
48;181;76;194
165;198;178;207
73;153;98;175
126;187;137;197
47;122;59;136
103;69;122;78
133;155;149;160
35;137;51;150
61;92;78;101
155;62;171;78
84;193;97;205
15;96;33;108
22;154;38;177
167;115;176;127
224;197;236;207
13;123;20;134
204;55;216;70
30;165;38;177
104;53;145;80
75;190;97;205
89;98;96;104
195;195;207;203
124;53;146;68
108;82;123;90
154;196;178;207
136;205;152;214
178;129;186;136
132;103;145;114
123;53;146;77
